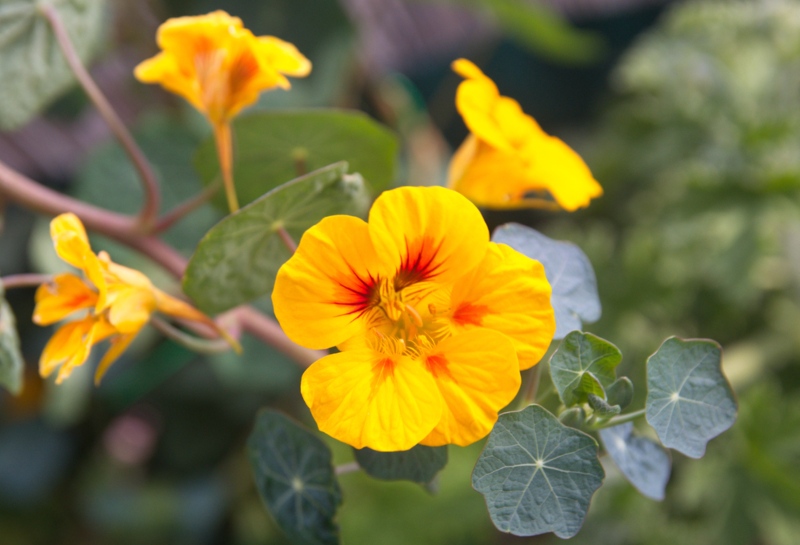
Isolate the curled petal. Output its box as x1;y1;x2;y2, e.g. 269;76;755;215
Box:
368;186;489;288
40;316;116;384
449;242;555;369
420;329;521;447
33;274;98;326
301;349;443;451
104;284;156;335
94;333;138;385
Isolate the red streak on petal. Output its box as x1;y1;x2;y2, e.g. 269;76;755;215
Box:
452;302;490;327
395;236;445;290
425;353;456;381
370;356;396;393
330;264;379;317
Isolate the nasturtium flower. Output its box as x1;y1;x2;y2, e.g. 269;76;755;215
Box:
448;59;603;211
34;213;226;385
273;187;555;451
134;10;311;124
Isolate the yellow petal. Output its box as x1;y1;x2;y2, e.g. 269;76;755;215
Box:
449;242;555;370
452;59;513;152
301;349;443;451
104;284;156;334
33;274;98;325
368;186;489;288
256;36;312;78
134;52;204;112
419;329;520;447
40;316;116;383
273;215;389;350
94;333;138;385
50;213;91;269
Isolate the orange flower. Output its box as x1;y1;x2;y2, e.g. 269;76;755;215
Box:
272;187;555;451
34;214;230;384
448;59;603;211
134;10;311;124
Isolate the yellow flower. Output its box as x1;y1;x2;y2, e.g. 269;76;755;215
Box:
134;10;311;124
272;187;555;451
448;59;603;211
34;213;226;385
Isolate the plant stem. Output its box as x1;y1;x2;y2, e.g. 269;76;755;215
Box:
335;461;361;476
590;408;647;430
2;273;52;290
40;3;160;229
150;316;232;354
153;181;221;233
213;122;239;213
521;364;542;405
277;226;297;253
234;306;323;368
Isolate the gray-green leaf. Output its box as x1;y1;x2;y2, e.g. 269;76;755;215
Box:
492;224;600;339
247;410;342;545
353;445;447;484
606;377;634;410
472;405;604;539
183;162;369;314
194;109;398;208
550;331;622;406
0;0;105;130
599;423;671;501
646;337;737;458
0;292;23;394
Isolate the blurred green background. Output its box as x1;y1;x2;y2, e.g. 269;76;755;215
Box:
2;0;799;543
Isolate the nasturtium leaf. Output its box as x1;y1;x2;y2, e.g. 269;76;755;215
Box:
194;109;398;208
558;407;585;429
587;394;621;417
606;377;634;410
492;224;600;339
645;337;737;459
247;410;342;545
0;0;105;130
599;423;671;501
353;445;447;484
0;289;23;394
549;331;622;406
472;405;604;539
183;162;369;314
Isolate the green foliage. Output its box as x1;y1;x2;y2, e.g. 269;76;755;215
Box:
472;405;604;539
183;162;369;314
0;0;105;130
492;224;601;339
599;423;671;501
194;110;398;208
247;410;343;545
353;446;448;485
0;286;23;394
605;377;634;410
645;338;737;459
550;331;622;406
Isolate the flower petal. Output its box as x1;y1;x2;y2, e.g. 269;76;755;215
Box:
449;242;555;369
94;333;138;385
39;316;116;383
33;274;98;326
134;52;204;112
301;349;443;451
256;36;312;78
104;284;156;335
273;215;389;350
452;59;512;152
50;214;107;303
419;329;520;447
368;186;489;288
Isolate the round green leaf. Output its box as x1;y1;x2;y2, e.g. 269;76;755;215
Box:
472;405;604;539
353;445;447;485
194;109;398;208
606;377;634;410
0;292;23;394
549;331;622;406
492;224;600;339
247;410;342;545
183;161;369;314
599;423;671;501
645;337;737;459
0;0;105;130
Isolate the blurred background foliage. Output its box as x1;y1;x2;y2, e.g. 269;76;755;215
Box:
1;0;799;543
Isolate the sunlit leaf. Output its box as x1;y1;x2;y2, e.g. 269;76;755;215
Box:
248;410;342;545
194;109;397;208
646;337;737;458
493;224;600;339
183;162;369;314
472;405;604;539
549;331;621;406
0;288;23;394
353;445;447;484
0;0;105;130
599;422;671;501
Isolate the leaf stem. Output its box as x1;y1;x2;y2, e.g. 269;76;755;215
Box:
522;364;542;405
277;226;297;253
590;408;647;430
213;122;239;213
335;461;361;476
152;180;221;233
2;273;52;290
40;3;161;230
150;316;232;353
